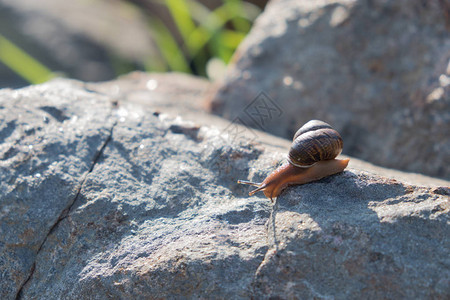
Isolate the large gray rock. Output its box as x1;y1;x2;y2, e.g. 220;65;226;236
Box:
1;74;449;299
0;80;115;299
254;178;449;299
210;0;450;180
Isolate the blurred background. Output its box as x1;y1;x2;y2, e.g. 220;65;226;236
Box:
0;0;268;88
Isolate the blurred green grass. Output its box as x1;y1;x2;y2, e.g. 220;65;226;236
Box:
0;0;262;85
0;34;55;84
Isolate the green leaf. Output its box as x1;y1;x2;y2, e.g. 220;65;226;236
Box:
164;0;197;52
0;34;54;84
149;19;190;73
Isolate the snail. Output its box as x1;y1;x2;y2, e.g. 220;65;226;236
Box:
238;120;349;201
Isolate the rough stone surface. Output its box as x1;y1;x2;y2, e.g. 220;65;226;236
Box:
0;80;115;299
254;176;449;299
210;0;450;180
0;75;449;299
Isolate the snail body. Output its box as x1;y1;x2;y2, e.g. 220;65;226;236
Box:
238;120;349;201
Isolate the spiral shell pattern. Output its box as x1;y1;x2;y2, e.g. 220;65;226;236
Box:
287;120;343;167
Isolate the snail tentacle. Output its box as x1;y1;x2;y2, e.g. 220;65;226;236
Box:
236;180;260;187
237;180;267;196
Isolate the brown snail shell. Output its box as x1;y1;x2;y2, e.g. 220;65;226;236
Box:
288;120;343;167
238;120;348;201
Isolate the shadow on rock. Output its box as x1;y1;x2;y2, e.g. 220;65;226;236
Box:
253;171;449;299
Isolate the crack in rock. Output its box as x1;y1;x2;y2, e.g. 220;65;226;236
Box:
14;119;117;300
252;199;280;292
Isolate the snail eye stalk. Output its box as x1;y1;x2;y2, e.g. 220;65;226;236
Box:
237;180;267;196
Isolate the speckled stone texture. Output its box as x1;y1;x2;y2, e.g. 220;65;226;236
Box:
0;75;449;299
0;80;115;299
210;0;450;180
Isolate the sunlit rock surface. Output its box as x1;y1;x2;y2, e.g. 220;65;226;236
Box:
0;75;449;299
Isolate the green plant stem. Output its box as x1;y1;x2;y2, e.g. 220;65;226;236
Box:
0;34;54;84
